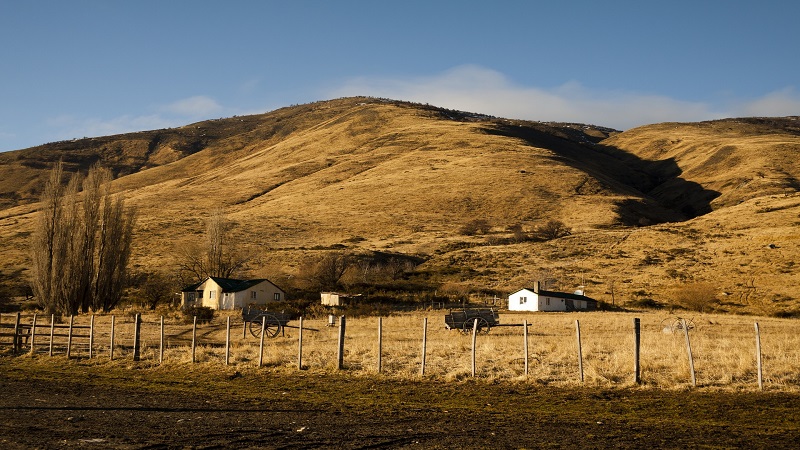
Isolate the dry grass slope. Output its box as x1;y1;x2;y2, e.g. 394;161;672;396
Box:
0;99;797;315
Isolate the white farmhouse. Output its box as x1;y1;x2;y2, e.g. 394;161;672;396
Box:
181;277;285;310
508;281;598;312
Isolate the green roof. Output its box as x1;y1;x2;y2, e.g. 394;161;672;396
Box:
182;277;280;293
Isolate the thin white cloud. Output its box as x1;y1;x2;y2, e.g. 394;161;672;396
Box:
160;95;223;117
46;114;183;140
735;87;800;117
42;95;233;143
329;65;796;130
238;78;261;95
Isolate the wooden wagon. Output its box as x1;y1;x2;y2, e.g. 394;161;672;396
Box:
444;307;500;334
242;307;292;338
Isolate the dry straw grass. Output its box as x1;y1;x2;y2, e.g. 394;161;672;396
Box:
1;99;799;316
4;310;798;391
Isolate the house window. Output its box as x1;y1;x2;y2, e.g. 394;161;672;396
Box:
274;293;281;301
251;291;257;299
546;298;550;306
520;296;527;304
210;291;216;300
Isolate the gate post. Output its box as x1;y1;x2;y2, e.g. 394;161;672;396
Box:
337;316;346;370
13;312;21;354
133;313;142;361
633;318;641;385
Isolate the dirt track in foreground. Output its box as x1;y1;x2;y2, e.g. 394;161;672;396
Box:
1;358;799;449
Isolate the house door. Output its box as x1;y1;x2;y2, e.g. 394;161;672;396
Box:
222;293;233;310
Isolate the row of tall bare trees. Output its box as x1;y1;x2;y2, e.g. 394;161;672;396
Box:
30;163;136;315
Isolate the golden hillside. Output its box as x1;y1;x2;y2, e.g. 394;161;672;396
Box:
0;98;797;314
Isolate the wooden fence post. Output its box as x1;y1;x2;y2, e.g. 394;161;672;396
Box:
109;315;115;360
29;314;38;355
420;317;428;376
66;315;74;359
49;314;55;357
159;316;165;364
337;316;346;370
13;312;20;354
682;318;696;387
133;313;141;362
258;316;266;368
633;317;641;385
88;315;94;359
755;322;764;390
191;316;197;363
523;319;529;377
377;317;383;373
471;318;478;377
297;316;303;370
225;316;231;366
576;319;584;383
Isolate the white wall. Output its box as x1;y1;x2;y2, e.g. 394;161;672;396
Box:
508;289;593;312
508;289;539;312
194;279;285;310
537;295;567;312
199;279;222;309
231;281;284;309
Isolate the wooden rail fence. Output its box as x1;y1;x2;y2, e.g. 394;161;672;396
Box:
0;313;776;390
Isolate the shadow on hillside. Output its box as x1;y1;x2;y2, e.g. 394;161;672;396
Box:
483;124;721;224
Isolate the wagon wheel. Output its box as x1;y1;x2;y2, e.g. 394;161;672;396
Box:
249;315;282;338
676;317;695;332
660;316;695;333
462;317;491;335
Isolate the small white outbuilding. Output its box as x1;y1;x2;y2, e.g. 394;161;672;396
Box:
508;281;598;312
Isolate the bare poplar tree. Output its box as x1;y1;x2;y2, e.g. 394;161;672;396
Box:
30;163;136;315
206;209;228;278
92;189;136;312
31;162;68;315
175;209;251;283
76;168;106;312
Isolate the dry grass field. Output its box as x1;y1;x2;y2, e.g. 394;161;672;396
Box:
3;309;800;448
1;97;798;449
5;310;797;392
0;98;798;316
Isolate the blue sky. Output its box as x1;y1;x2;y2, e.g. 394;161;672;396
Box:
1;0;798;152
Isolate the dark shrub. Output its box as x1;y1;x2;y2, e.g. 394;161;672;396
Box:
183;306;215;324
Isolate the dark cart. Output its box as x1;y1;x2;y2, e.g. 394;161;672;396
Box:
242;307;292;338
445;307;500;334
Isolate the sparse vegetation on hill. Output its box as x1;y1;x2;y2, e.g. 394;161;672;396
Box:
0;98;797;316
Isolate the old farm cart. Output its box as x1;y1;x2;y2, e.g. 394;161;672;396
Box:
444;307;532;334
241;307;320;338
445;307;500;334
242;307;293;338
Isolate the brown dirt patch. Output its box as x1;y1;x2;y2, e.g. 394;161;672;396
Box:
1;358;799;448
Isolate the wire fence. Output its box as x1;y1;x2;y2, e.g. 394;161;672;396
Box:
1;311;797;390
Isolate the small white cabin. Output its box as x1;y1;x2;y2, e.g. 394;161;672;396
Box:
508;282;598;312
181;277;285;310
321;292;360;306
